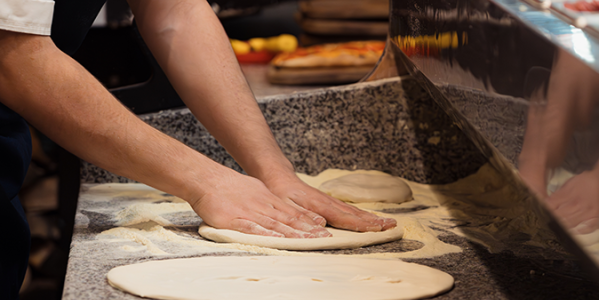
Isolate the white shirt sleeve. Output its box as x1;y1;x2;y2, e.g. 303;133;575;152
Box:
0;0;54;36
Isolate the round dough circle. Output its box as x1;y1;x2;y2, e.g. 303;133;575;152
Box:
319;173;413;203
198;222;404;250
107;256;454;300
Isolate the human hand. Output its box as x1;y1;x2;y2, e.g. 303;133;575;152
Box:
264;175;397;232
545;168;599;235
189;170;332;238
518;50;599;235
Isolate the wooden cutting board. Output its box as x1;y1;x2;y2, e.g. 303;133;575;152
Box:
298;17;389;36
299;33;386;47
299;0;389;19
267;65;374;85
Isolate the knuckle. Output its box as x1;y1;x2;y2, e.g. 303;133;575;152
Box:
282;215;299;225
290;209;306;219
231;219;253;231
263;217;278;228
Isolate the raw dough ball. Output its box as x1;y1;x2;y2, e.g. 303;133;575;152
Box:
198;221;404;250
107;256;454;300
319;173;413;203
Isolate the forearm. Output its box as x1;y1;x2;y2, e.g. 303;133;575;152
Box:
0;31;226;203
129;0;295;183
0;29;386;237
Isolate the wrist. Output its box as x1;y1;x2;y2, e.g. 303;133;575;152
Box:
175;154;238;205
248;158;297;186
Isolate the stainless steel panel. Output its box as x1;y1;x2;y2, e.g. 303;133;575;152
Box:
369;0;599;281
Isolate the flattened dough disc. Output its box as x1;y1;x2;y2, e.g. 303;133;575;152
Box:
319;173;413;203
107;256;454;300
198;222;404;250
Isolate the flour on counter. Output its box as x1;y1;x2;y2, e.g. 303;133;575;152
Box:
114;203;192;226
94;162;557;258
301;164;557;254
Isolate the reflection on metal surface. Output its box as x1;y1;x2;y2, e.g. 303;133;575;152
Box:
519;49;599;267
394;31;467;54
362;37;404;81
571;30;596;62
369;0;599;282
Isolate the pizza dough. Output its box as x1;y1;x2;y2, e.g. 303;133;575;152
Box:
107;256;454;300
198;221;404;250
198;170;409;250
297;169;414;205
319;173;413;203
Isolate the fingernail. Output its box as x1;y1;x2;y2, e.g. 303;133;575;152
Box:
314;229;333;238
302;223;329;235
292;229;314;239
366;225;382;232
270;231;285;238
304;232;316;238
300;223;317;232
380;219;397;230
383;218;397;225
314;216;327;227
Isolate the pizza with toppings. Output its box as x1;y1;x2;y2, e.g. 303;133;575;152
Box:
271;41;386;68
564;0;599;11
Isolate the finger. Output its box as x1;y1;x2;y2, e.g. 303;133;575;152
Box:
345;205;397;230
380;217;398;230
282;204;331;237
276;190;328;227
551;199;594;230
228;219;284;238
296;189;391;230
273;199;324;227
318;201;385;232
325;196;397;230
326;210;383;232
252;214;317;238
279;186;394;232
558;202;594;229
275;199;329;233
571;218;599;235
293;204;327;227
264;207;332;238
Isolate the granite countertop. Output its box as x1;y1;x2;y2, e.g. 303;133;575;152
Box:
62;183;599;300
65;77;599;299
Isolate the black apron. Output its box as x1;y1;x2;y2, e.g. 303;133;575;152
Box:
0;0;107;298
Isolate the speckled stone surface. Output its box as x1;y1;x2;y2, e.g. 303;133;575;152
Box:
62;184;599;300
439;85;528;166
68;77;599;300
81;77;487;185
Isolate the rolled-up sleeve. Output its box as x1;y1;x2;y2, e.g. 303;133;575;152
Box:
0;0;54;36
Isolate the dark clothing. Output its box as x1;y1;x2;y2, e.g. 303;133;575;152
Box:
0;104;32;203
0;0;107;298
0;103;32;300
52;0;108;56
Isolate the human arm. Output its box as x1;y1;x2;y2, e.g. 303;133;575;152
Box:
0;30;328;238
128;0;396;232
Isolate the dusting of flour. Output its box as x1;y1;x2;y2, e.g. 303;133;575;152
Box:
97;163;555;258
114;203;192;226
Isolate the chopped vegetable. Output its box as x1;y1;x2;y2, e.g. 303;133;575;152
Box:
248;38;267;51
229;39;251;55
